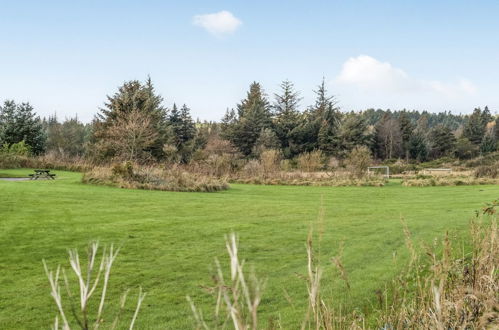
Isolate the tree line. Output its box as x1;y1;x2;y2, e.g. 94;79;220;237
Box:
1;77;498;163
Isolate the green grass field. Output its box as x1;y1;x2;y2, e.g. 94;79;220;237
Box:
0;169;498;329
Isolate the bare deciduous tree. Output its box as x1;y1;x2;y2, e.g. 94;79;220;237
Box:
107;110;159;162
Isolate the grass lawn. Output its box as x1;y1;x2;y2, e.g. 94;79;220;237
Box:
0;171;30;178
0;168;498;329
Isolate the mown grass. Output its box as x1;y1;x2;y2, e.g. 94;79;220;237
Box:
0;168;498;329
0;171;29;178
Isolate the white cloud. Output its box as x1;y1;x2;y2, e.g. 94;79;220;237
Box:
336;55;476;98
193;11;242;37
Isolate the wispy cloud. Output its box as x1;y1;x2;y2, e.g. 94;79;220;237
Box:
192;10;242;37
336;55;476;98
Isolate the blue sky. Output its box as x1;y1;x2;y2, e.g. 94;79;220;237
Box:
1;1;499;122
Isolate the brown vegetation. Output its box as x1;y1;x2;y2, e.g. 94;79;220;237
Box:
82;162;229;192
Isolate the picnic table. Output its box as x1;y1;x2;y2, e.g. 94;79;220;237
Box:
29;169;56;180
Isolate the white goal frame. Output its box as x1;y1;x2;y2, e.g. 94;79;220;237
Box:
367;166;390;178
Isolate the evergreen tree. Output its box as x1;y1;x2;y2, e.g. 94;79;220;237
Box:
220;108;237;142
273;80;301;157
398;112;415;160
337;113;373;155
93;78;168;160
428;124;456;158
178;104;196;144
291;78;340;155
481;106;493;127
0;100;46;154
408;132;428;161
480;134;497;154
463;108;487;145
167;104;197;162
314;79;341;154
46;115;88;156
252;128;281;156
168;103;181;128
494;117;499;141
228;82;273;156
0;100;16;144
455;138;479;159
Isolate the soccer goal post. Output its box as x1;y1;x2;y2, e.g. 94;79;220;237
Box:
367;166;390;178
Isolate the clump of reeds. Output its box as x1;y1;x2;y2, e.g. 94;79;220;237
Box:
378;213;498;328
43;242;146;329
187;233;265;330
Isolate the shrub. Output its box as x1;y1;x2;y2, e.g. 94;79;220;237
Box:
455;138;479;159
345;146;372;178
242;159;263;178
202;153;236;177
474;164;499;178
259;149;281;175
1;140;31;156
296;150;324;172
162;144;179;163
280;159;293;171
82;163;229;192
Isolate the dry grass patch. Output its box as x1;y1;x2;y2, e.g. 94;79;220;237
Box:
402;176;499;187
82;162;229;192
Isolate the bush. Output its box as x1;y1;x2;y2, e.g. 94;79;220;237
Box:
242;159;264;178
296;150;324;172
474;164;498;178
345;146;372;178
83;163;229;192
259;149;281;175
455;138;479;159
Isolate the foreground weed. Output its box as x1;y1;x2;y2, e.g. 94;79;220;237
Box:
43;242;146;330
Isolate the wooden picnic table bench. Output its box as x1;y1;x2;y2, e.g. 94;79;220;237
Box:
30;169;56;180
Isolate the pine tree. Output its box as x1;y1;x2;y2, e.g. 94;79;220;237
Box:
45;115;88;156
0;100;17;145
398;112;415;160
481;106;493;127
408;132;428;161
273;80;301;157
93;78;168;160
338;113;373;155
169;103;181;127
178;104;196;144
292;78;340;155
429;125;456;158
252;128;281;156
464;108;487;145
480;134;497;154
167;104;197;162
0;100;46;154
228;82;273;156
